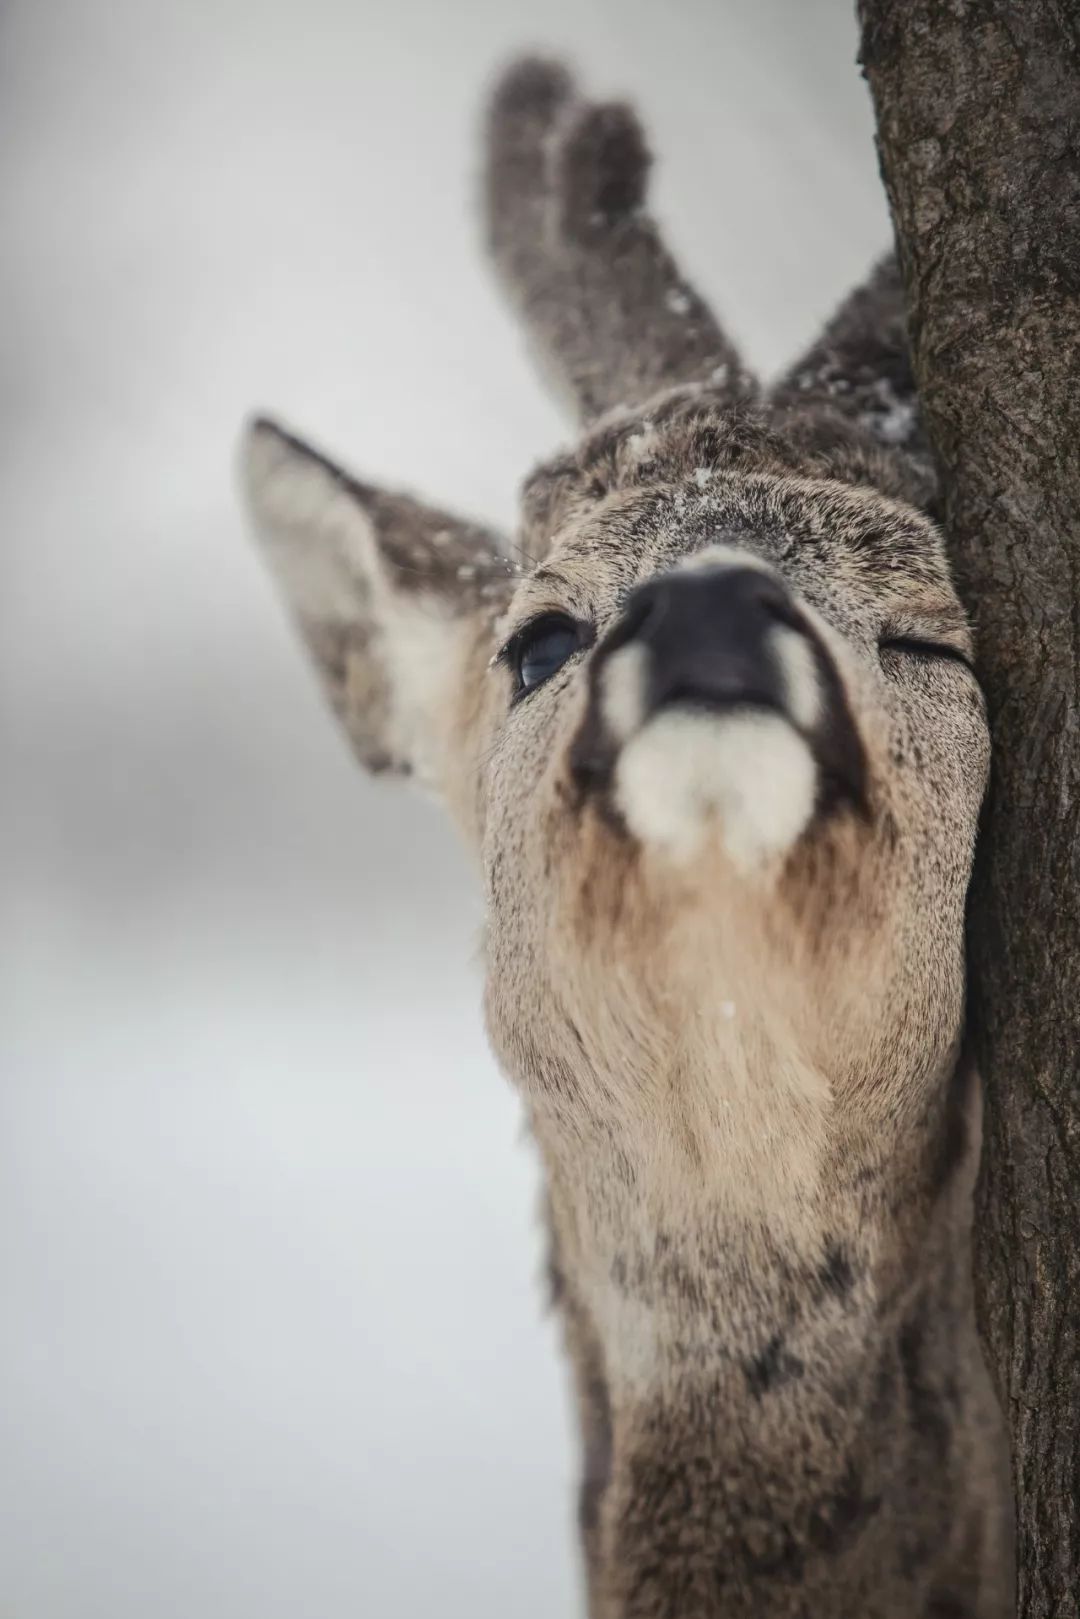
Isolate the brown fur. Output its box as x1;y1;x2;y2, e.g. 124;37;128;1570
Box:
238;57;1013;1619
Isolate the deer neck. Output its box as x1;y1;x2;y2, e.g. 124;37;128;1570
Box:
531;1050;1008;1619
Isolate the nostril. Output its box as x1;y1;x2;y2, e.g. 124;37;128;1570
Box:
730;568;800;627
604;581;669;654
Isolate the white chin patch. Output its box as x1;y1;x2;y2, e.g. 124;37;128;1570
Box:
613;707;818;871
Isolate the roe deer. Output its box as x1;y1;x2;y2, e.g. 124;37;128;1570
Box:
238;57;1013;1619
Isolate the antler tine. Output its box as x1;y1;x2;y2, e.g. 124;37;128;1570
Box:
485;58;757;426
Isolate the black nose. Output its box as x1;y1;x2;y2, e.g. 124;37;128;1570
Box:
614;565;799;716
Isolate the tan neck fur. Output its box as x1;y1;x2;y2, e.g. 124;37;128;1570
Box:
534;1048;1009;1619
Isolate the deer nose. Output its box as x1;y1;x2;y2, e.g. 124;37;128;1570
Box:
613;565;801;717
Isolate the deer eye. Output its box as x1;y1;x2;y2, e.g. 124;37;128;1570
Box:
507;614;587;696
879;636;974;672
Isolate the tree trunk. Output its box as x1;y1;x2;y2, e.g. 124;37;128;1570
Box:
856;4;1080;1615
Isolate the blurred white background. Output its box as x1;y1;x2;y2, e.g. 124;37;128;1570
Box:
0;2;888;1614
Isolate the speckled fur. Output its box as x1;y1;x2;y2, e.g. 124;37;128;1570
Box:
239;57;1013;1619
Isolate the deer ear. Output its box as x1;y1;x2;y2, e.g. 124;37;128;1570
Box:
239;416;519;789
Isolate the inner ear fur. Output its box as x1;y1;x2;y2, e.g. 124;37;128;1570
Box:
240;415;519;786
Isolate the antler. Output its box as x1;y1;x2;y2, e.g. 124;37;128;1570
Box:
485;59;756;426
770;254;935;488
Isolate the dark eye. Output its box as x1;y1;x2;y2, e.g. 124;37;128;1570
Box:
879;636;974;672
507;614;586;696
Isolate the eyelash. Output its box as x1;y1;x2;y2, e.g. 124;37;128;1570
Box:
878;636;975;671
497;613;593;700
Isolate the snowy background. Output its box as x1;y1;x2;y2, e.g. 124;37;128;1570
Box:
0;3;888;1615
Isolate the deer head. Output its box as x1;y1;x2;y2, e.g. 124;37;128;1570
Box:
240;57;987;1220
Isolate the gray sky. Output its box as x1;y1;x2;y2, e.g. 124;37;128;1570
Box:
0;3;887;1614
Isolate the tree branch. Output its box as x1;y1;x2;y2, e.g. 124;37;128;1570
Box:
857;3;1080;1615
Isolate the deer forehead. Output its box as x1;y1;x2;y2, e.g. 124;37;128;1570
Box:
499;473;965;669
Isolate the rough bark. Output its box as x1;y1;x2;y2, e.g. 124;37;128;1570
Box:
857;4;1080;1615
